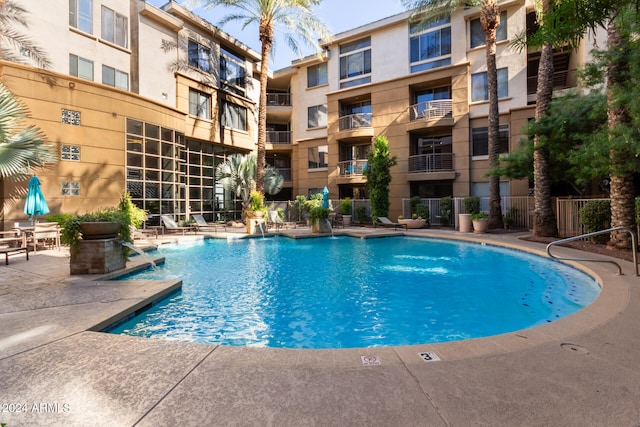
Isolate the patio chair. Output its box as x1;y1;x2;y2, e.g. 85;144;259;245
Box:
374;216;407;231
0;230;29;265
192;214;226;232
27;222;61;253
130;225;158;240
160;215;196;235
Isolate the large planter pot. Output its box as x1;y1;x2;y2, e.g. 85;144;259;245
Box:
245;211;264;219
459;214;472;233
472;219;489;234
398;218;427;229
80;222;121;240
342;215;352;226
312;219;332;233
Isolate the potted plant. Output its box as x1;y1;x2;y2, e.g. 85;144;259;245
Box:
471;212;489;234
460;196;480;233
339;197;352;226
310;206;331;233
245;190;268;219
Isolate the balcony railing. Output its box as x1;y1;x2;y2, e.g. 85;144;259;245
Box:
338;113;372;131
408;99;453;121
267;93;291;106
273;168;292;181
527;69;577;95
338;159;369;176
408;153;454;173
266;131;291;144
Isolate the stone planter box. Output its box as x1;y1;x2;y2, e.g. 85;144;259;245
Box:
70;238;126;275
80;222;121;240
312;219;332;233
398;219;427;229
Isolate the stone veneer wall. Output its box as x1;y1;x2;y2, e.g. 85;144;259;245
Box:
70;239;126;275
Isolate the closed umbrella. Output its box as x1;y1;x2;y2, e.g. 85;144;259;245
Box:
24;175;49;221
322;186;329;209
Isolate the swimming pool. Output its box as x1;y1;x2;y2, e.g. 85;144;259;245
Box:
108;236;600;349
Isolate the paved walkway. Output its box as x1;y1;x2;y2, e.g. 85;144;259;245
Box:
1;228;639;426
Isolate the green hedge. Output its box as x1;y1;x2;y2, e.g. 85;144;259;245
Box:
579;200;611;243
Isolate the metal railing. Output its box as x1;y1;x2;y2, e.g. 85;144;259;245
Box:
338;113;372;131
266;131;291;144
546;226;638;276
408;99;453;121
266;93;291;106
408;153;454;172
338;160;368;176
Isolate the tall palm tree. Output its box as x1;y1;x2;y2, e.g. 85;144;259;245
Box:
0;82;56;179
0;0;51;69
402;0;503;228
192;0;330;192
525;0;633;246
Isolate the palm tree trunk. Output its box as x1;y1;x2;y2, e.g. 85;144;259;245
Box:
533;0;558;237
482;0;503;229
606;16;634;249
256;20;273;193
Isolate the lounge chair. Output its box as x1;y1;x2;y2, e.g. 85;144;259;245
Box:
130;225;158;240
25;222;61;253
192;214;226;232
374;216;407;231
160;215;196;234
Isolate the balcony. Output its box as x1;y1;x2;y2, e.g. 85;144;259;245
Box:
274;168;292;181
267;93;291;106
338;160;368;177
266;131;291;145
409;100;453;121
336;113;374;141
407;153;456;181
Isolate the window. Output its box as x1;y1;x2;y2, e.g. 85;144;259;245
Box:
307;62;328;88
410;17;451;73
307;104;327;129
471;67;508;102
101;6;127;48
69;54;94;80
189;89;211;119
61;109;81;126
222;102;247;131
471;124;509;157
308;145;328;169
61;145;81;161
188;40;211;73
339;37;371;88
62;181;80;196
69;0;92;33
102;65;128;90
220;47;246;95
470;11;507;49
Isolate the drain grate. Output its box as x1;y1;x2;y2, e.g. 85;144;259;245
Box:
560;343;589;354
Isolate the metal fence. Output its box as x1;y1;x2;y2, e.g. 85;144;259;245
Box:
556;198;609;238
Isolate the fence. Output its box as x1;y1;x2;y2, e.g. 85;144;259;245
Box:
403;196;534;229
556;198;609;238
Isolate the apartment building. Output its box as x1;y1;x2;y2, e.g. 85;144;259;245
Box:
266;0;595;220
1;0;261;227
2;0;598;227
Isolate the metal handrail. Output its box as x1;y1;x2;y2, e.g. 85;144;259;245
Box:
545;226;638;276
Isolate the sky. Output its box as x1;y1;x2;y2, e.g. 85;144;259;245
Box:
147;0;408;70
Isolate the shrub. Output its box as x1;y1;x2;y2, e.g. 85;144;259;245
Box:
439;196;452;226
414;203;430;223
464;196;480;215
580;200;611;243
309;206;330;226
355;205;367;223
339;198;352;215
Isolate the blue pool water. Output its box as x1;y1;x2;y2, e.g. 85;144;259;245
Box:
108;236;600;349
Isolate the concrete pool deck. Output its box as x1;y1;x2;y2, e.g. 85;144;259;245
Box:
1;228;639;426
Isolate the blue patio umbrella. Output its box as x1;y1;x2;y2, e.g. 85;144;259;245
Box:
24;175;50;221
322;186;329;209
